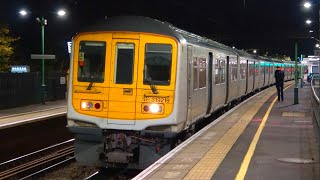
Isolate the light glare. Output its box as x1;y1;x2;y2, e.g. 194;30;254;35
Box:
306;20;312;24
57;10;66;16
310;30;314;33
150;104;160;113
19;10;27;16
81;102;87;109
304;2;311;8
316;44;320;48
253;50;257;53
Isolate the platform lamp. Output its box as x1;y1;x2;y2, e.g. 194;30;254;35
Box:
19;9;67;104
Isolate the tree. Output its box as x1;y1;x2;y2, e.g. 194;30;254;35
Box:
0;25;19;71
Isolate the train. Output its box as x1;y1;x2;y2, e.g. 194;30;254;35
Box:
67;16;306;169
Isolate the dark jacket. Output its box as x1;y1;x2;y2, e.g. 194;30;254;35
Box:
274;69;284;84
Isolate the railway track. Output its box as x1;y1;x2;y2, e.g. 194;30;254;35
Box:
0;139;74;179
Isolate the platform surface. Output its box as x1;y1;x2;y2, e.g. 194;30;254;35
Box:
0;100;66;129
134;82;319;180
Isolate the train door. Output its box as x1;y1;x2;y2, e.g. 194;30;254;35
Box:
186;45;193;126
107;39;139;125
206;52;213;114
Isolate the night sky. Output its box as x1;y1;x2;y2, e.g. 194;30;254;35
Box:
0;0;319;70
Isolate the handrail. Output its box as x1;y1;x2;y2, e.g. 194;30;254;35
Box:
311;77;320;104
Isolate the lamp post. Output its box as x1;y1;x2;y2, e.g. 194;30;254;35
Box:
19;9;66;104
294;42;299;104
39;16;46;104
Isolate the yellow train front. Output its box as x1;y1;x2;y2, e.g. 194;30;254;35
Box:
67;17;182;169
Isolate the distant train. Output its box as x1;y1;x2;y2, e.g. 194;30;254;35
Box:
67;16;306;169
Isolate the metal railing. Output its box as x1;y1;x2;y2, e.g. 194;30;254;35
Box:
311;77;320;140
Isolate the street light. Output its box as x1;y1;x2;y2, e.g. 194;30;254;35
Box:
19;10;27;16
304;2;312;8
245;49;258;54
57;10;66;17
19;8;66;104
306;19;312;24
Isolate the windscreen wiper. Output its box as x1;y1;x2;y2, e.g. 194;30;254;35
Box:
87;81;93;90
146;77;158;94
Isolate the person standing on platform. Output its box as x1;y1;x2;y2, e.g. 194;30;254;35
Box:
274;66;285;101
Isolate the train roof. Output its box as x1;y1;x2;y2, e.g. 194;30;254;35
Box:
79;16;236;54
234;49;257;59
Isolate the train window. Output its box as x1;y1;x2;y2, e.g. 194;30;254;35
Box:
220;59;226;83
144;44;172;85
260;62;265;76
193;57;198;89
240;60;246;79
77;41;106;83
114;43;134;84
230;57;238;81
215;59;220;84
198;58;207;88
249;61;254;77
255;63;259;76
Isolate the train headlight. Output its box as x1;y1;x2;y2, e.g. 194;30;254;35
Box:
142;103;164;114
150;104;160;113
81;102;88;109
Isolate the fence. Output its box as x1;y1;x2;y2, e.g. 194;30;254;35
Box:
311;77;320;170
0;72;66;110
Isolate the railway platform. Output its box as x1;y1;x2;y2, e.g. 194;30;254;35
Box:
134;82;319;180
0;99;66;129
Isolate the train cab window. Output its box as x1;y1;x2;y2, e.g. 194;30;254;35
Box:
144;44;172;85
114;43;134;84
77;41;106;83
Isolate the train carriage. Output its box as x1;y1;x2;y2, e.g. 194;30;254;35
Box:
67;16;301;169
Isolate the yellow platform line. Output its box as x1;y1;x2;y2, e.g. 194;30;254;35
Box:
183;88;277;180
235;84;292;180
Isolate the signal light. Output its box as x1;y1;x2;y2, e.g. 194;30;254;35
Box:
94;103;101;109
143;105;149;112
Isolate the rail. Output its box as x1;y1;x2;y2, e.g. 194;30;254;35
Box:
0;139;75;179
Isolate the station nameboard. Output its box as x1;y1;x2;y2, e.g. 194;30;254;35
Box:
30;54;56;60
11;65;30;73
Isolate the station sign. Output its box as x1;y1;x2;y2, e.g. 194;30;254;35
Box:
67;41;72;54
11;65;30;73
30;54;56;60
